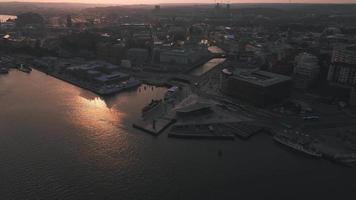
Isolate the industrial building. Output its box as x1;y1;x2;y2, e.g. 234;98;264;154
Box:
221;68;292;106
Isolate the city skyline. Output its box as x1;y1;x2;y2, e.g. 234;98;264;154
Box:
1;2;356;200
0;0;356;5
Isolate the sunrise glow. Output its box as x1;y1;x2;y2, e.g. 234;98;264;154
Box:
0;0;356;4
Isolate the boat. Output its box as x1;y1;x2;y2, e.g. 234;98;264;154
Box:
164;86;179;101
273;133;322;158
97;78;141;95
142;99;162;114
0;67;9;74
18;64;32;73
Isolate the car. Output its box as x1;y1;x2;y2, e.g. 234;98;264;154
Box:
303;115;320;120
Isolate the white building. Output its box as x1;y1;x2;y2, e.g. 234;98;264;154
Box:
293;53;320;89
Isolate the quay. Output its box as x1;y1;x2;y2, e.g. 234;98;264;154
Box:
132;118;176;136
167;122;263;140
168;133;235;140
32;66;140;96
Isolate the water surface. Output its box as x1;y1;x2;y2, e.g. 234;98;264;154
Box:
0;70;355;200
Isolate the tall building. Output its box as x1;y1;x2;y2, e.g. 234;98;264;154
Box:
66;15;72;28
293;53;320;89
327;45;356;105
327;45;356;85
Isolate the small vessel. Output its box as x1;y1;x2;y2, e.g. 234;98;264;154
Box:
0;67;9;74
164;86;179;101
18;64;32;73
142;99;162;114
274;132;322;158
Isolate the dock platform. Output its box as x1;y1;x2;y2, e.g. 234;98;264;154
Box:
133;118;176;136
168;122;263;140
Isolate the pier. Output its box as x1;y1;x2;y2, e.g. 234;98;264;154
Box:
168;122;263;140
133;118;176;136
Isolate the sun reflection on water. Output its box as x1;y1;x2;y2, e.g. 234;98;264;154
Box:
62;85;167;169
72;95;125;133
68;94;133;169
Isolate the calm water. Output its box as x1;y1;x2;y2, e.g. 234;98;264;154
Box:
0;70;355;200
0;15;16;22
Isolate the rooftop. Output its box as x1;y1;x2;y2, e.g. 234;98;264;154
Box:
231;69;291;87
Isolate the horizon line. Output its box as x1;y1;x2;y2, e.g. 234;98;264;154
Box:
1;1;356;6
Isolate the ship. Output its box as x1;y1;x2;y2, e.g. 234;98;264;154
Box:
97;78;141;96
142;99;162;114
273;133;322;158
164;86;179;102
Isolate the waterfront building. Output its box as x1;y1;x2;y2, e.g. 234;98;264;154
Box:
221;68;292;106
93;72;130;85
175;103;212;117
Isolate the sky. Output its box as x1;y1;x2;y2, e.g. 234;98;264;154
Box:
0;0;356;4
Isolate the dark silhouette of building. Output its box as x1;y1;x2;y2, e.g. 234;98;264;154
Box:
66;15;72;28
221;69;292;106
15;12;44;27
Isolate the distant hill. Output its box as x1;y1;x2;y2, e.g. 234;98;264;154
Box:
0;2;103;16
1;2;356;17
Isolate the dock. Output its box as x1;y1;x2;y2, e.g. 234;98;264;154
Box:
168;133;235;140
168;122;263;140
224;122;264;139
133;117;176;136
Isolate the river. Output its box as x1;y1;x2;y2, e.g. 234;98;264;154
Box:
0;69;355;200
